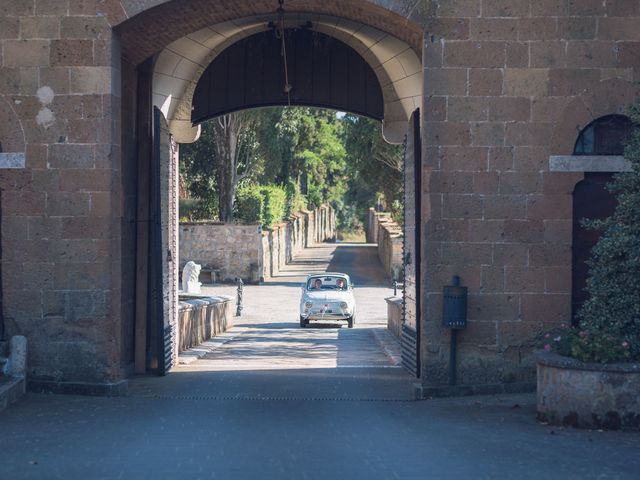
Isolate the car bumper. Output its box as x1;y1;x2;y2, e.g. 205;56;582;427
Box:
303;312;351;321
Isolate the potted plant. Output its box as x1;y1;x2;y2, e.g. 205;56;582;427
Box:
536;100;640;430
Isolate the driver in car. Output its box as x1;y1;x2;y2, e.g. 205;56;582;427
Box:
313;279;322;289
336;278;346;290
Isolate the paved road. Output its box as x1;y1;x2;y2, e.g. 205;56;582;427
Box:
1;243;639;479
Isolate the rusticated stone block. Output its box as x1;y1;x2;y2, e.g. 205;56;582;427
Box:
467;293;520;322
526;194;572;220
35;0;68;15
439;146;488;171
423;68;467;95
481;266;505;293
544;266;571;293
425;121;470;146
489;147;514;171
493;243;528;266
436;0;480;17
60;16;111;40
598;17;640;41
471;122;504;147
483;0;529;17
489;97;530;122
442;243;493;266
51;40;94;66
506;42;529;68
0;16;19;39
504;69;549;96
518;18;558;41
505;266;545;293
548;68;601;96
3;40;50;67
473;172;499;193
470;219;505;243
442;194;483;219
469;68;503;96
444;41;506;68
504;219;544;243
469;18;518;41
484;194;527;219
558;17;596;40
447;97;489;122
499;172;542;194
49;144;94;169
529;243;571;267
19;16;60;39
69;67;112;94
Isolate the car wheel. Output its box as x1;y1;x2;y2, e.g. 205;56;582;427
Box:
347;316;354;328
300;316;307;328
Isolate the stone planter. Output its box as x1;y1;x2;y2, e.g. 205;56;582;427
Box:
536;351;640;430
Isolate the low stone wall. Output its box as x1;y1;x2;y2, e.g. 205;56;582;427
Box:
536;352;640;430
178;296;234;352
385;296;403;340
180;206;335;283
367;208;403;281
179;223;261;283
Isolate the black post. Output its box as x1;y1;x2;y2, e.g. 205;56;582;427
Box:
449;330;458;386
448;275;461;386
236;278;244;317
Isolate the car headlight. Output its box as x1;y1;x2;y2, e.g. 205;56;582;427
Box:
340;302;349;310
304;301;313;310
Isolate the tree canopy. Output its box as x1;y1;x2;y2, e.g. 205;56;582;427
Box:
179;107;403;233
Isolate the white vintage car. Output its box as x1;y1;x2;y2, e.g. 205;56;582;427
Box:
299;273;356;328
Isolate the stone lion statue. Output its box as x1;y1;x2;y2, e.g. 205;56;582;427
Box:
182;261;202;293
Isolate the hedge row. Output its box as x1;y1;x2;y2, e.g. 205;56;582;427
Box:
235;183;289;228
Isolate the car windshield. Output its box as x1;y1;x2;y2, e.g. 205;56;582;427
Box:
307;276;348;291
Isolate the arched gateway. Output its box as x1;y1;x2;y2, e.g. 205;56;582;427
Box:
115;0;425;382
0;0;638;396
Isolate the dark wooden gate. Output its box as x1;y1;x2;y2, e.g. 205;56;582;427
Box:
571;172;616;324
401;109;421;377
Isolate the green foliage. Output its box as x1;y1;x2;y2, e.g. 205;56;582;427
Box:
235;183;263;224
538;325;632;363
555;99;640;363
179;121;218;220
341;114;403;230
285;180;307;217
261;184;287;228
181;107;404;234
234;183;288;228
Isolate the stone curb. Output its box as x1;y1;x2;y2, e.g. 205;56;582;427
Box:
0;377;26;413
178;327;249;365
535;351;640;373
371;328;402;366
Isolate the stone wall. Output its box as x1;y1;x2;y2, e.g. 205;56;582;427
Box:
420;1;640;394
180;206;335;283
1;0;638;392
179;224;261;283
178;296;233;352
367;209;403;282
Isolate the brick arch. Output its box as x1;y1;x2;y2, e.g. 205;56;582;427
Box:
550;78;640;156
111;0;423;66
0;96;26;153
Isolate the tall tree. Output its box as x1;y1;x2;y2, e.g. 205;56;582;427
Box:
180;111;259;221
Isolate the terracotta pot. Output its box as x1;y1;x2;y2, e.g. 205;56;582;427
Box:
536;351;640;430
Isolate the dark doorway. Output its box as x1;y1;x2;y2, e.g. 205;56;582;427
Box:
571;173;617;325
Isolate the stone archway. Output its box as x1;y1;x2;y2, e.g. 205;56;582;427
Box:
115;0;424;376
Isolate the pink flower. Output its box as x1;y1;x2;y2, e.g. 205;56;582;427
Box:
544;333;551;338
560;323;568;329
622;341;629;348
579;330;588;338
554;336;562;342
544;344;551;351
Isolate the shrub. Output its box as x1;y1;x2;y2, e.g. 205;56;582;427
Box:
576;100;640;362
235;183;263;224
539;324;632;364
261;184;287;228
542;100;640;363
285;180;308;217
